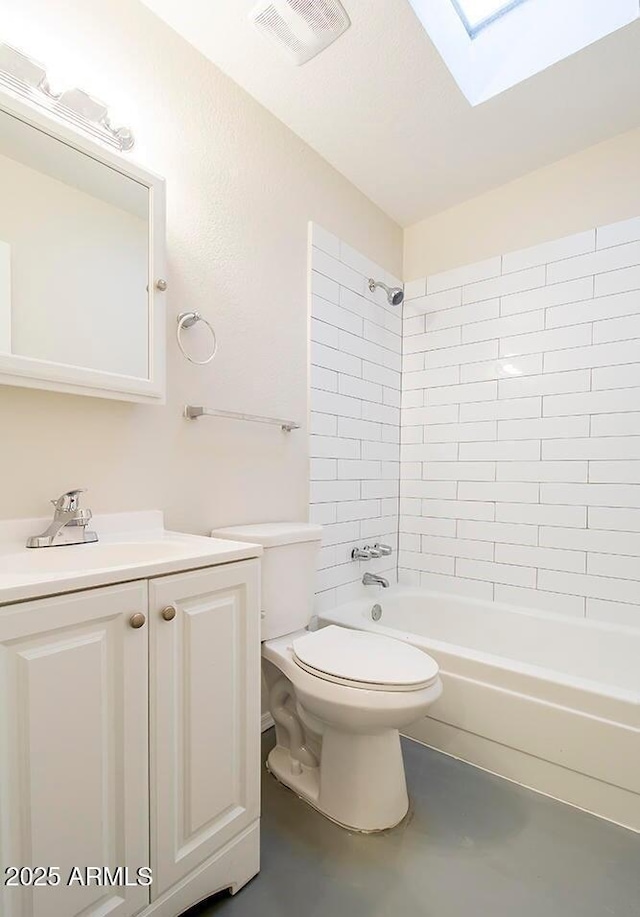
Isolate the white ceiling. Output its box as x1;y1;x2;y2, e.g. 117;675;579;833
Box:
139;0;640;227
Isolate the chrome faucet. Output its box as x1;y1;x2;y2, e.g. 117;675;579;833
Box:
362;572;390;588
26;489;98;548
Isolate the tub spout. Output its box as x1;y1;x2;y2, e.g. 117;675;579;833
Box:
363;572;389;588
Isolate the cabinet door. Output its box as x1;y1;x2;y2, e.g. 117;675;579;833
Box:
149;560;260;897
0;583;149;917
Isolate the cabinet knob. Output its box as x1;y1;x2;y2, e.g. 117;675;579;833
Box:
130;613;146;629
161;605;177;622
155;279;168;291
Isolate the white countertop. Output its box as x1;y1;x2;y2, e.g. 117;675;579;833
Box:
0;511;262;606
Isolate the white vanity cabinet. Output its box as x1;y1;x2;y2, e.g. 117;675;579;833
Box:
0;558;261;917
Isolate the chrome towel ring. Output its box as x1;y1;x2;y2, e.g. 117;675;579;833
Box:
176;311;218;365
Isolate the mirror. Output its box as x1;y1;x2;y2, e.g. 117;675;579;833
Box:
0;91;165;402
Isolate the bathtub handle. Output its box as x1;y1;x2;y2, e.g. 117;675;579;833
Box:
364;545;383;558
374;543;393;556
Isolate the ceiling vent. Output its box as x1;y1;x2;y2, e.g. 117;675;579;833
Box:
249;0;351;65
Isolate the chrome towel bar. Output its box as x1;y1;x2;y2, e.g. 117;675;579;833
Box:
184;405;300;432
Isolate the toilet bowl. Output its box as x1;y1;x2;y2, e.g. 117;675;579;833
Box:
210;522;443;832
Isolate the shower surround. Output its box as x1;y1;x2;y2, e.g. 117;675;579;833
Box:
309;219;640;631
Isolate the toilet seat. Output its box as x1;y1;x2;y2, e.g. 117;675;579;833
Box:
292;625;439;692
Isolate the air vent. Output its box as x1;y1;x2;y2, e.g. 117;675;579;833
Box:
249;0;351;65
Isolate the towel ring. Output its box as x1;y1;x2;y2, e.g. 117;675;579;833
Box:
176;311;218;365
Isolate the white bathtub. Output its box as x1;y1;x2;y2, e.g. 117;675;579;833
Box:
318;588;640;832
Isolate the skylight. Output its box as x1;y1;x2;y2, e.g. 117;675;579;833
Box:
407;0;640;106
451;0;529;37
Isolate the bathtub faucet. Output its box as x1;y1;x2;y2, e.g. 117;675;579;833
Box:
362;572;389;588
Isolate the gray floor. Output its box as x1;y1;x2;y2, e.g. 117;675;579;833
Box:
189;730;640;917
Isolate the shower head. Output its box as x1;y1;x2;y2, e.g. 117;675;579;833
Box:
368;278;404;307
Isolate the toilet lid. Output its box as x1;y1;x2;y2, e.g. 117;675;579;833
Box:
292;625;439;692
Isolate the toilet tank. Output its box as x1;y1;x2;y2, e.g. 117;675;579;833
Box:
210;522;322;640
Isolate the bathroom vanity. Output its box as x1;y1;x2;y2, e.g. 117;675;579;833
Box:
0;512;262;917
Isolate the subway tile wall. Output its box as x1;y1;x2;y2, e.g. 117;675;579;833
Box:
400;217;640;628
309;224;401;611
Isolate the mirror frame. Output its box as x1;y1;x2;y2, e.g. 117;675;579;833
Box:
0;88;166;403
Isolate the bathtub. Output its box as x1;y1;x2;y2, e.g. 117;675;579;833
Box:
318;588;640;833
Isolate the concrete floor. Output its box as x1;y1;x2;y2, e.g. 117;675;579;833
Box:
189;730;640;917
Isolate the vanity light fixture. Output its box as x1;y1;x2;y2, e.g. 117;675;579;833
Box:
0;43;134;151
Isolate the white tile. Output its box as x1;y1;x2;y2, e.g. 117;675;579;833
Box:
313;389;362;420
335;500;381;522
404;327;461;354
310;459;337;481
401;425;423;444
411;287;463;314
399;551;455;575
311;223;341;258
546;289;639;329
362;401;399;425
309;503;336;525
424;340;499;370
544;387;640;417
458;520;538;546
594;265;640;298
310;480;360;504
588;506;640;532
537;570;640;604
420;500;495;521
310;412;337;436
311;341;361;376
310;365;338;393
495;543;585;573
337;417;381;441
339;240;378;279
381;424;401;444
498;416;590;440
461;354;543;383
362;480;399;500
541;483;640;507
363;440;400;461
403;353;425;374
337;460;380;480
404;277;426;300
312;296;363;335
543;437;640;460
311;269;340;304
363;361;401;390
496;502;586;527
459;397;541;422
427;380;498;406
498;370;590;400
310;317;339;348
593;313;640;344
399;532;421;553
318;520;360;547
423;461;495;481
546;241;640;284
401;516;457;537
592;364;640;390
340;329;400;370
502;231;594;274
585;598;639;628
597;217;640;250
589;461;640;484
427;256;501;294
402;390;424;410
417;572;494;601
338;375;382;403
494;585;585;617
402;442;458;462
463;266;545;305
456;559;536;587
428;298;499;332
364;320;401;353
399;497;422;516
383;387;401;408
313;248;363;294
459;440;540;461
591;412;640;437
462;311;544;344
458;481;539;503
310;435;360;459
497;461;588;483
501;277;593;317
404;366;460;390
424;421;497;443
401;480;458;500
404;314;426;336
403;405;458;427
541;526;640;556
421;535;494;561
500;324;591;358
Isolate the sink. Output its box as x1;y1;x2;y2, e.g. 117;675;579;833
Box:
0;540;195;576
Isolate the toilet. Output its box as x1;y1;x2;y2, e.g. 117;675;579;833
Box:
210;522;442;833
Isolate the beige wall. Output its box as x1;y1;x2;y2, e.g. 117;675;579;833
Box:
0;0;401;530
404;127;640;280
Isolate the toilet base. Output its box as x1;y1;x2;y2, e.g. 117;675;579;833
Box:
267;725;409;833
